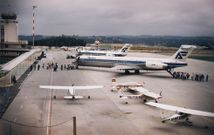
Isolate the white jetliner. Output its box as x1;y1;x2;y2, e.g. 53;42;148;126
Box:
84;40;101;50
75;45;196;75
39;85;103;100
146;102;214;125
111;78;162;103
78;44;132;57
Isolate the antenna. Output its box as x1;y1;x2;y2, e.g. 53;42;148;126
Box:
32;5;37;48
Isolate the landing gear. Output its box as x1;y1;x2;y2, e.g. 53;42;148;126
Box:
143;99;147;103
88;96;91;99
125;101;128;104
125;70;130;74
135;70;140;74
204;126;209;129
185;118;193;126
155;100;158;103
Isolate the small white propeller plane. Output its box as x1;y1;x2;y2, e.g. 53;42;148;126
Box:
39;85;103;100
146;102;214;125
111;78;144;92
111;78;162;103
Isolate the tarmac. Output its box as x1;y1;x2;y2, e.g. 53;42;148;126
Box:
0;48;214;135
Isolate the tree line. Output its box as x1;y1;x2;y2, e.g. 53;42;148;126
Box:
28;35;86;47
19;35;214;49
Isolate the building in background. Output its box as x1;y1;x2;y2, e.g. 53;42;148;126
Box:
0;13;29;58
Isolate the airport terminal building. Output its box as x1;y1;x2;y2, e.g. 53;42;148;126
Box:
0;13;41;86
0;13;29;58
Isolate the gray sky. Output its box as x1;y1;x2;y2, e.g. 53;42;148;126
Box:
1;0;214;36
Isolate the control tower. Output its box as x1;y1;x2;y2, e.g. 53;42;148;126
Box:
0;13;29;57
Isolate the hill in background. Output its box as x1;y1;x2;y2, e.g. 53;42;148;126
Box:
19;35;214;50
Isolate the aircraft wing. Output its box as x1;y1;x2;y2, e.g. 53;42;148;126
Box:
72;85;103;90
131;87;161;99
40;85;103;90
111;65;141;70
40;85;72;90
146;102;214;117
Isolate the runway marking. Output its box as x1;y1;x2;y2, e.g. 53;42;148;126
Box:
46;91;53;135
47;53;53;135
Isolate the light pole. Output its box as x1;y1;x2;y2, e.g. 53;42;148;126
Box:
32;5;37;48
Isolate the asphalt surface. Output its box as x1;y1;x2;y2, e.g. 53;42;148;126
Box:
0;48;214;135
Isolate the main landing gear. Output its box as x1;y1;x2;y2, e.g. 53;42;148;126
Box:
125;70;140;74
125;70;130;74
135;70;140;74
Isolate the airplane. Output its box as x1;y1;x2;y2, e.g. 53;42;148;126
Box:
146;102;214;125
78;44;132;57
111;78;144;92
74;45;196;75
111;78;162;103
118;88;162;104
39;85;103;100
84;40;101;50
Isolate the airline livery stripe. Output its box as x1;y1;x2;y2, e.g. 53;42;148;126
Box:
80;58;145;64
79;58;187;67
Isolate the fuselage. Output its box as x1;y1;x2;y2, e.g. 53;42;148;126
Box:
79;50;126;57
78;55;187;70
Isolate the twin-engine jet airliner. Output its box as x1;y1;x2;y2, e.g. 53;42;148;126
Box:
146;102;214;125
39;85;103;100
78;43;132;57
74;45;196;75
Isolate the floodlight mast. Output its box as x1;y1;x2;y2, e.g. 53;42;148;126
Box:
32;5;37;47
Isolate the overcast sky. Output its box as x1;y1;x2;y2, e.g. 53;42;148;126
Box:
0;0;214;36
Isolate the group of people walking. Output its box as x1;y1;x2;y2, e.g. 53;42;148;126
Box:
172;71;208;82
33;62;74;72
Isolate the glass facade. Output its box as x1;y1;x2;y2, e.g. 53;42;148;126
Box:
0;50;41;86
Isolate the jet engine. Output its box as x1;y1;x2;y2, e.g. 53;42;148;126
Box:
145;61;167;70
